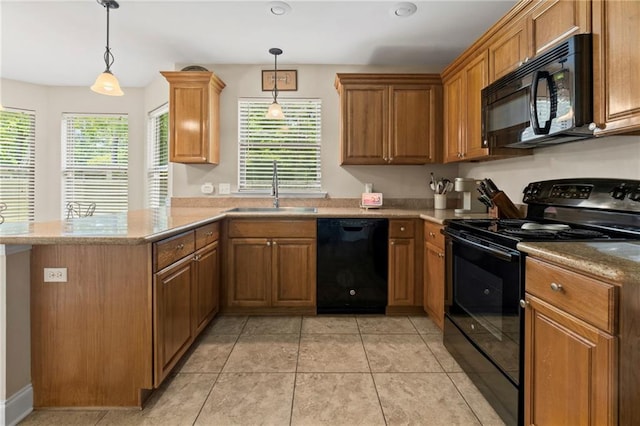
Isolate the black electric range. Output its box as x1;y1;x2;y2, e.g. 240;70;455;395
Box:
442;178;640;426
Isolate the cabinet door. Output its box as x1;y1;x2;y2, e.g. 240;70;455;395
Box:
388;238;415;306
389;84;439;164
154;256;194;386
193;241;219;336
524;294;616;426
489;17;532;82
530;0;591;55
463;51;490;160
340;85;389;164
592;0;640;136
443;72;464;163
271;238;316;307
228;238;271;307
424;242;445;330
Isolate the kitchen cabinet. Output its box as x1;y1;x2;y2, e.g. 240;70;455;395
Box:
488;14;532;82
443;51;528;162
423;221;445;330
388;219;423;311
225;219;316;312
523;257;617;425
592;0;640;136
530;0;591;56
153;223;220;386
334;74;442;165
160;71;226;164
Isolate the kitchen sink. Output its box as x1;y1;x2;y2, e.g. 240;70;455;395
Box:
225;207;318;213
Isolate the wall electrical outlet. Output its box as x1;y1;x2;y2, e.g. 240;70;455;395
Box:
44;267;67;282
219;183;231;195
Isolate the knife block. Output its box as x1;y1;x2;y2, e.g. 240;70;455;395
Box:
491;191;523;219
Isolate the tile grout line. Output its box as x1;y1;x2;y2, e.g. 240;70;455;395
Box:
288;315;303;426
445;371;486;426
191;316;247;425
357;314;389;426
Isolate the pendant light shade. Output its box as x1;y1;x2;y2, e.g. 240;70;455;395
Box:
266;47;284;119
91;0;124;96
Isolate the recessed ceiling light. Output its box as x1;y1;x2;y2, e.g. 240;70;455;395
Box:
268;1;291;16
391;2;417;18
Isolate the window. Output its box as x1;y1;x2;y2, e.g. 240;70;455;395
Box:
0;107;36;222
238;98;321;192
62;113;128;216
147;104;169;208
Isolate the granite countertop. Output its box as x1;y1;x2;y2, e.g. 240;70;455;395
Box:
518;241;640;285
0;206;492;245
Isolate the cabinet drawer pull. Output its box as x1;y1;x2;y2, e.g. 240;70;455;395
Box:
176;243;184;250
429;232;436;237
193;254;201;261
550;282;563;292
437;252;444;258
205;231;213;237
400;226;405;232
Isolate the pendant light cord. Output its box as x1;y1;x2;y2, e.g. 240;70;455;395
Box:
103;2;115;72
272;52;279;102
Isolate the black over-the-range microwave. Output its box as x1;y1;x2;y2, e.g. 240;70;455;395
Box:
481;34;594;149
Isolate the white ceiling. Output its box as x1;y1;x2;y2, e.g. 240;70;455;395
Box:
1;0;517;88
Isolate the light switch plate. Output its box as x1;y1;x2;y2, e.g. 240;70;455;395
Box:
219;183;231;195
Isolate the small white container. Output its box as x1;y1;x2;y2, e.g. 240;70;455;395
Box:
434;194;447;210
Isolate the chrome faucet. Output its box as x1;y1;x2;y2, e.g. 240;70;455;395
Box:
271;160;279;208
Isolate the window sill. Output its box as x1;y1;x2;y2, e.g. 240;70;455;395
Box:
232;191;328;199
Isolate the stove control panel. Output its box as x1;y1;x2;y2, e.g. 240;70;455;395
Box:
523;178;640;212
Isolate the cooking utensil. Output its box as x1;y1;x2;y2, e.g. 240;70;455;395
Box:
430;173;436;191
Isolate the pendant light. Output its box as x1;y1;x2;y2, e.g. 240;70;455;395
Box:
91;0;124;96
266;48;284;119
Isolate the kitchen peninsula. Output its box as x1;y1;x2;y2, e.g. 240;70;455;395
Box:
1;205;487;409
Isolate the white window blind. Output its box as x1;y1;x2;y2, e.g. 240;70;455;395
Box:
147;104;169;208
62;113;128;216
238;98;322;192
0;107;36;222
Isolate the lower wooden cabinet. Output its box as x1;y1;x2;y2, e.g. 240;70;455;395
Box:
523;257;617;425
154;255;194;386
193;240;220;335
388;219;422;310
225;219;316;312
423;221;445;329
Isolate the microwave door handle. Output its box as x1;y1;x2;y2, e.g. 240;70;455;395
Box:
530;70;554;135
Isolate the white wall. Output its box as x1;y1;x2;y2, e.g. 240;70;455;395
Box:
459;135;640;204
1;79;146;221
166;64;458;200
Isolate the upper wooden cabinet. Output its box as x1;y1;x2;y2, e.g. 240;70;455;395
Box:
592;0;640;136
489;15;532;82
487;0;591;83
335;74;442;165
160;71;226;164
530;0;591;56
443;51;528;162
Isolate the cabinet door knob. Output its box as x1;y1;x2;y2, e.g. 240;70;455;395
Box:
390;241;395;245
272;241;277;245
588;122;602;131
266;241;271;246
519;299;529;308
437;252;444;258
176;243;184;250
429;232;436;237
400;226;405;231
205;231;213;237
193;254;201;261
550;282;563;292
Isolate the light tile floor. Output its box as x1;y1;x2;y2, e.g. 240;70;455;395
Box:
19;315;505;426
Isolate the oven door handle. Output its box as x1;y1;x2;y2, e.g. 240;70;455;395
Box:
448;233;519;262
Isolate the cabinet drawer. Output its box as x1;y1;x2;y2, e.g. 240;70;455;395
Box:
389;220;415;238
526;258;617;333
228;219;316;238
423;221;444;248
154;231;195;271
195;222;219;249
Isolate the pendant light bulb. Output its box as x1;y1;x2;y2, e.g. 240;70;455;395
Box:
266;47;284;119
266;101;285;119
91;0;124;96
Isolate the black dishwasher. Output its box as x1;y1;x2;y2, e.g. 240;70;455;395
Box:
317;218;388;314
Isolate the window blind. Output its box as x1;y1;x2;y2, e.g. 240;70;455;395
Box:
238;98;322;192
0;107;36;222
62;113;129;216
147;104;169;208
